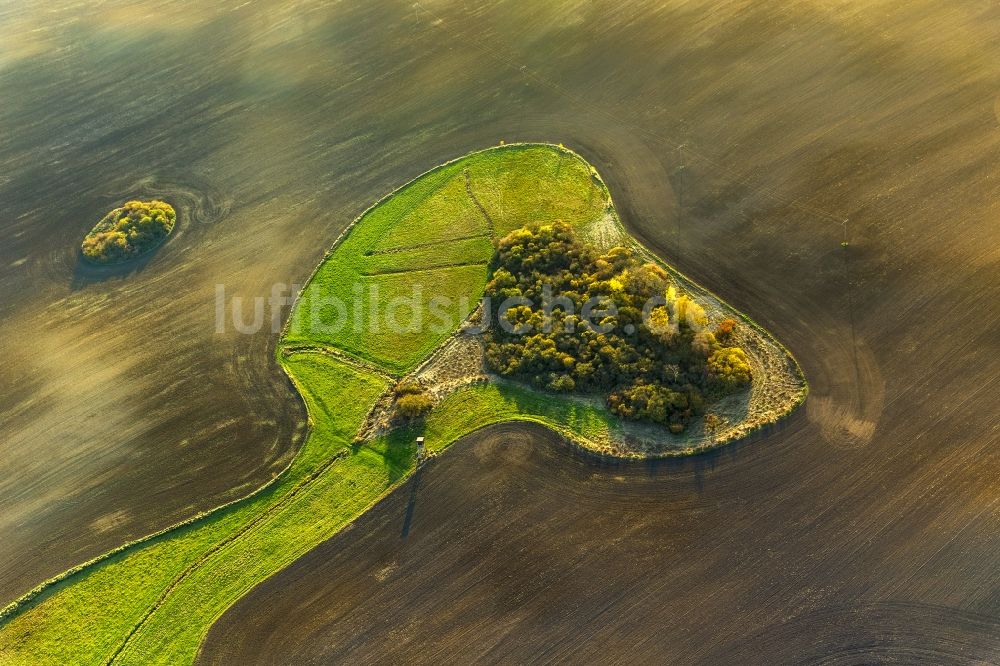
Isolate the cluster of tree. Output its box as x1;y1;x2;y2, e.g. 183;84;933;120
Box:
81;200;176;264
392;379;434;421
484;222;751;431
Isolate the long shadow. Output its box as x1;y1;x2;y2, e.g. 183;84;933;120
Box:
588;416;786;493
69;250;160;290
400;465;425;539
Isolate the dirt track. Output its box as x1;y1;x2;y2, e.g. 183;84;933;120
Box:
2;0;998;659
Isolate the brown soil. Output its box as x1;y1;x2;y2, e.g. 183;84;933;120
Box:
198;0;998;661
2;1;997;662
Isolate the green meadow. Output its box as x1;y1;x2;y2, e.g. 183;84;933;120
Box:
0;144;619;664
284;143;607;373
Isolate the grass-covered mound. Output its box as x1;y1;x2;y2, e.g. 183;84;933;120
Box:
485;222;751;432
81;200;176;264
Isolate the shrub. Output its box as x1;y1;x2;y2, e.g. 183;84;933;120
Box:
715;318;738;343
547;374;576;392
393;379;425;397
707;347;752;391
395;393;434;419
607;381;695;426
392;380;434;420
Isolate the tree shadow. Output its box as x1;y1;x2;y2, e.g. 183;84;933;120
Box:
544;411;768;496
400;464;425;539
356;422;421;486
69;249;161;290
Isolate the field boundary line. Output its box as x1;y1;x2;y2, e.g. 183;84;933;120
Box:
360;260;488;276
281;345;398;382
367;232;491;256
464;169;496;234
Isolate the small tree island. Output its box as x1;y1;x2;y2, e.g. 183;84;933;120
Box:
485;222;752;433
81;200;176;265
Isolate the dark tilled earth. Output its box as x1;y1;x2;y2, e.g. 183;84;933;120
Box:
2;0;998;661
200;424;1000;664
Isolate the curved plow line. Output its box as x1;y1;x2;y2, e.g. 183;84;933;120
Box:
413;1;848;230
